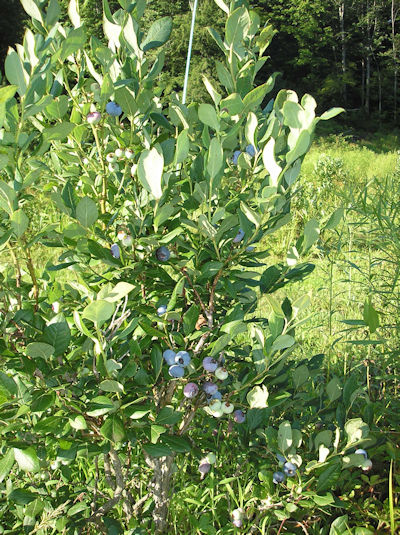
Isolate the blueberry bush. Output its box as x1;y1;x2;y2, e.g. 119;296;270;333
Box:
0;0;381;533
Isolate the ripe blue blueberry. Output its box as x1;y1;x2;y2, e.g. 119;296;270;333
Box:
233;228;245;243
106;101;122;116
183;382;199;398
233;409;245;423
273;471;286;484
163;349;176;365
208;390;222;401
202;357;218;373
110;243;120;259
283;462;297;477
168;365;184;378
203;382;218;395
245;144;256;157
355;449;368;459
155;246;170;262
157;305;167;316
175;351;191;367
232;150;241;165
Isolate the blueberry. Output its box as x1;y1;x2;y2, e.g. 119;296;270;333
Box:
87;111;101;124
175;351;191;367
155;246;170;262
168;365;185;378
246;246;255;252
199;462;211;475
209;390;222;401
283;462;297;477
276;453;286;464
106;101;122;116
203;382;218;395
221;401;234;414
214;367;228;380
232;508;244;520
183;382;199;398
232;150;241;165
110;243;120;259
233;409;245;423
202;357;218;373
245;144;256;157
355;449;368;459
163;349;176;365
233;228;245;243
273;471;286;484
157;305;167;316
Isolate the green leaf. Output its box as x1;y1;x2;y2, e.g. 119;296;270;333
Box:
0;85;18;104
60;26;86;61
198;214;217;239
286;130;311;165
363;299;379;334
319;107;345;121
69;415;87;430
4;49;28;96
0;372;18;395
151;425;166;444
243;78;277;113
161;435;191;453
138;145;164;199
10;209;29;238
100;416;126;443
198;103;220;132
103;282;136;303
213;0;229;14
82;300;115;326
262;138;281;186
293;364;309;388
42;315;71;356
344;418;369;445
202;76;221;106
240;201;260;227
141;17;172;51
220;93;244;116
183;305;200;336
167;277;185;312
151;345;163;380
20;0;43;22
100;380;124;393
86;396;114;417
0;449;15;483
329;515;349;535
326;376;342;402
13;447;40;473
143;443;172;457
303;218;320;251
226;7;250;52
0;180;17;215
25;342;55;360
76;197;98;227
174;129;189;165
270;334;295;353
43;122;76;142
207;137;223;179
155;407;182;426
210;333;231;356
324;207;344;230
31;393;55;412
247;385;269;409
277;420;292;452
9;489;37;505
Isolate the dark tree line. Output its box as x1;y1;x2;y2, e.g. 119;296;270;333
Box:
1;0;399;126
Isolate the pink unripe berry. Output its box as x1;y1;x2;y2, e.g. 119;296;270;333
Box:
87;111;101;124
203;357;218;372
233;410;245;423
183;382;199;398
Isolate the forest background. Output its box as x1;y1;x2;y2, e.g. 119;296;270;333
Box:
1;0;399;133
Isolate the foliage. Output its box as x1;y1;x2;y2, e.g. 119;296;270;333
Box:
0;0;396;534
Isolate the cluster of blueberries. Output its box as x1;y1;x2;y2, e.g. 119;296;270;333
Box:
273;454;299;485
232;144;257;165
163;349;191;378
